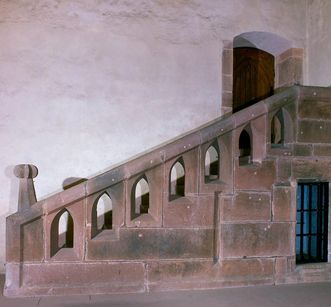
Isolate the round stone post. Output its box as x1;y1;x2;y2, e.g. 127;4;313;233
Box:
13;164;38;212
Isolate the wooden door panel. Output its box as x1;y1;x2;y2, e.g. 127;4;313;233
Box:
233;47;274;112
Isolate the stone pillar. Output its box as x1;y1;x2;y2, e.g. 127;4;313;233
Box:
275;48;304;88
13;164;38;212
221;40;233;115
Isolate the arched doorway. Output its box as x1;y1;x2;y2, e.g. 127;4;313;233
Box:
233;47;274;112
221;31;303;114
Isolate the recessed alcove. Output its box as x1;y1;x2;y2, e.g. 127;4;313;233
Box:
91;192;113;238
50;209;74;257
239;126;252;166
131;176;150;219
169;158;185;201
204;142;220;182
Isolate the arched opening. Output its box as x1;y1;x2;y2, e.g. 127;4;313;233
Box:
51;209;74;257
205;143;219;182
131;176;149;219
239;128;252;165
233;47;274;112
231;32;293;112
92;193;112;238
169;158;185;200
271;110;284;146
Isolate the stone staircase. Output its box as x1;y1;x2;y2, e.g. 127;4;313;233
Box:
5;86;331;296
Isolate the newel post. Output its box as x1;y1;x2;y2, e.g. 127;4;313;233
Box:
13;164;38;212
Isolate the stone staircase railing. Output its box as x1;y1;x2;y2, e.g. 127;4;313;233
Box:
6;86;331;296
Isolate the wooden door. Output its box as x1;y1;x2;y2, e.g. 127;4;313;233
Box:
233;47;274;112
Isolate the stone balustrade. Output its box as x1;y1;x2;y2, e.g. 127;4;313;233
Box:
6;86;331;296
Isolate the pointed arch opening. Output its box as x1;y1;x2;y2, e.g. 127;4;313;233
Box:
169;158;185;201
51;209;74;257
239;127;252;165
231;32;294;112
131;176;149;219
270;108;294;147
205;142;220;182
92;192;113;238
271;110;284;146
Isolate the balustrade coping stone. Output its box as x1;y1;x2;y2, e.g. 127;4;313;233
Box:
8;85;322;222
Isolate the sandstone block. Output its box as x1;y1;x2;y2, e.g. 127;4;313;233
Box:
147;260;213;283
277;57;303;87
222;91;233;108
162;134;200;162
221;222;292;258
293;144;312;156
292;159;331;180
22;218;44;262
200;118;234;145
222;74;232;92
4;262;145;296
163;195;214;227
276;158;292;183
272;185;295;222
87;228;214;261
219;258;274;280
298;120;331;143
222;49;233;75
299;99;331;120
235;160;276;190
86;165;127;195
147;258;274;291
222;192;271;221
313;145;331;156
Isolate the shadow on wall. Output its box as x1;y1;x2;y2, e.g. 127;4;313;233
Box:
62;177;88;190
4;165;20;214
1;166;21;274
0;214;7;273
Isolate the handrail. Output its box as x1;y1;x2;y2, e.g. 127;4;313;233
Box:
8;86;300;220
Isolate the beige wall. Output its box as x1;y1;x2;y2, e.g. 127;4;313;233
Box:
307;0;331;86
0;0;308;271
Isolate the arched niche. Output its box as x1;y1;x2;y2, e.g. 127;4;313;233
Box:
270;108;294;147
131;175;150;219
239;125;252;165
271;110;284;146
50;209;74;257
169;158;185;201
205;142;220;182
91;192;113;238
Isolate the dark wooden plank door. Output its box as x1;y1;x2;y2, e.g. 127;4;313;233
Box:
233;47;274;112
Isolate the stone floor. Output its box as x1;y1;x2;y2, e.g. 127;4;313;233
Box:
1;275;331;307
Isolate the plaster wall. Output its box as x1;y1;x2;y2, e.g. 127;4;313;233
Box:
0;0;306;271
307;0;331;86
